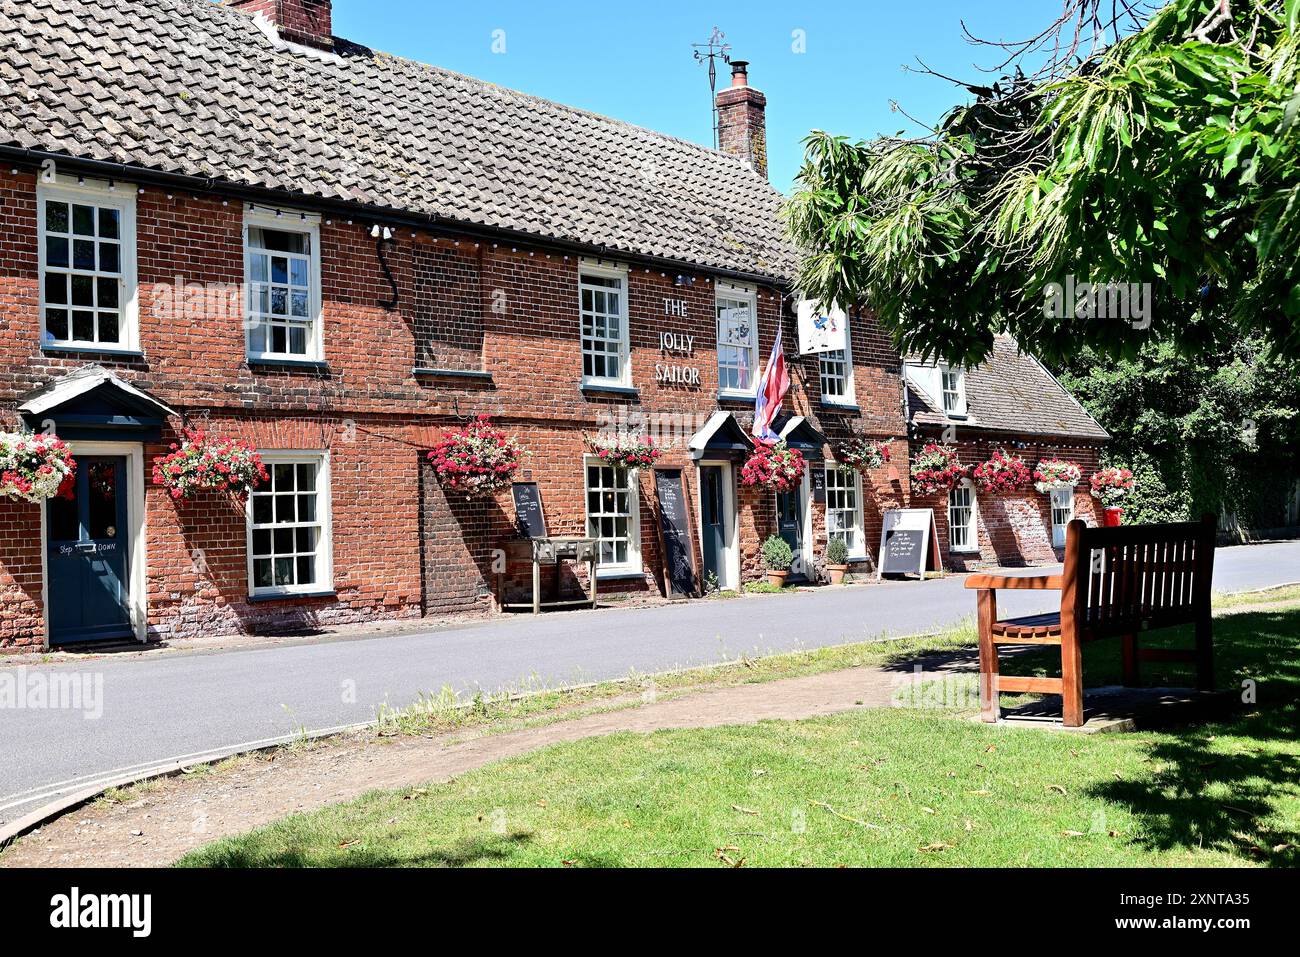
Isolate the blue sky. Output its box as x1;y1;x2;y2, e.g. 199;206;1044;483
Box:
333;1;1068;193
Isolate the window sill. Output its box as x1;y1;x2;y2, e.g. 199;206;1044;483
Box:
414;367;494;382
580;381;640;399
247;589;337;603
820;400;861;412
595;569;646;581
717;391;757;403
42;344;144;359
248;356;329;371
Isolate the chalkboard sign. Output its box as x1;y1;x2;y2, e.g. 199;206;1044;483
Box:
876;508;942;580
810;467;827;504
511;482;547;539
654;469;698;598
881;529;924;574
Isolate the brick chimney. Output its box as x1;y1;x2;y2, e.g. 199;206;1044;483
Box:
228;0;334;50
715;60;767;178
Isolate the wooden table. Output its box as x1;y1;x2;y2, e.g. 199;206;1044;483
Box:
496;536;600;614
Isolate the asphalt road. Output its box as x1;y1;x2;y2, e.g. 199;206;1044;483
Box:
2;540;1297;826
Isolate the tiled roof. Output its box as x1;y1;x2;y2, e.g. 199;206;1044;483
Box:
0;0;797;280
907;335;1109;441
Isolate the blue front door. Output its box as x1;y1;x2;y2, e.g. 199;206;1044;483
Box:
46;456;133;645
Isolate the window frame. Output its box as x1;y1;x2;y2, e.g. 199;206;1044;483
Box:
940;364;967;418
578;260;631;387
1050;487;1074;549
824;465;866;558
584;454;642;576
37;178;140;353
818;313;856;406
243;209;324;363
715;281;759;399
947;479;979;553
245;450;334;598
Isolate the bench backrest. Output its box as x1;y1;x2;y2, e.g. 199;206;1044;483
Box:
1061;515;1216;641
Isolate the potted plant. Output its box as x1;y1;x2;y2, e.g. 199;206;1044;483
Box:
909;443;966;497
1090;466;1136;526
0;432;76;503
588;433;661;470
427;415;525;499
152;427;268;501
760;534;794;587
824;535;850;584
740;441;805;493
834;435;891;474
971;449;1032;494
1033;457;1082;493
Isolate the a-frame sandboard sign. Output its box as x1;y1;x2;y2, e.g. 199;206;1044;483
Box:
876;508;944;581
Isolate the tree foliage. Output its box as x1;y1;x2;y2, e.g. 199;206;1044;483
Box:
787;0;1300;367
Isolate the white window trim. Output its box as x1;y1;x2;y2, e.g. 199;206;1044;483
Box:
243;208;324;362
246;450;334;598
940;364;968;418
824;465;867;559
948;479;979;553
1050;487;1074;549
818;314;856;406
715;281;759;399
578;259;631;387
584;453;642;577
37;177;140;353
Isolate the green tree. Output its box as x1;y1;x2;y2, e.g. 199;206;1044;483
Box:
787;0;1300;367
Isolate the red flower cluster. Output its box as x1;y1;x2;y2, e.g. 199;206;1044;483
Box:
740;442;805;493
910;443;967;497
427;415;524;498
1090;466;1136;506
590;434;662;470
972;449;1032;494
0;432;76;503
835;436;892;473
152;427;268;501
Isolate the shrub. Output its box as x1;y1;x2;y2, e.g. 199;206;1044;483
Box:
825;536;850;566
760;534;794;572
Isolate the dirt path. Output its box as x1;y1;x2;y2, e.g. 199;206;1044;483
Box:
0;653;974;868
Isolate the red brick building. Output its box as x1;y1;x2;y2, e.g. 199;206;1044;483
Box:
904;336;1109;569
0;0;1100;650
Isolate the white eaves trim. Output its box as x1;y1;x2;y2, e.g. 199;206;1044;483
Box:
19;365;177;419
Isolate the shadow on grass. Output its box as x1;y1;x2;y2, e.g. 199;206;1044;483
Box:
199;830;537;868
917;605;1300;866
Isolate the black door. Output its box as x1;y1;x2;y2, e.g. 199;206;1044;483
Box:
776;484;804;579
699;465;728;589
46;456;133;645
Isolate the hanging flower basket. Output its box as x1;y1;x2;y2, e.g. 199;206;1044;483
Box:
1089;466;1136;507
834;435;891;474
0;432;76;503
428;415;524;499
971;449;1032;494
152;427;268;501
909;443;966;497
1033;457;1082;493
588;433;662;470
740;441;805;493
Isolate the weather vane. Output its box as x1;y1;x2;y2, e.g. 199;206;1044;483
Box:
692;26;731;149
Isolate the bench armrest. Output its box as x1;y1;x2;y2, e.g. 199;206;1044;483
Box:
964;574;1063;591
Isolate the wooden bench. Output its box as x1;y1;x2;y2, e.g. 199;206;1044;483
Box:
964;515;1216;727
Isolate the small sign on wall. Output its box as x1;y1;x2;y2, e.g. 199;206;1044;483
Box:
797;299;848;355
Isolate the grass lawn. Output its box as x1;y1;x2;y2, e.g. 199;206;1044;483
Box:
180;597;1300;868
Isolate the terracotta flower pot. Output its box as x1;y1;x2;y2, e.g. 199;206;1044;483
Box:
826;564;848;585
767;570;789;588
1103;506;1124;527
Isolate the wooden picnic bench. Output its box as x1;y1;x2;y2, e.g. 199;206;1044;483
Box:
964;515;1216;727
